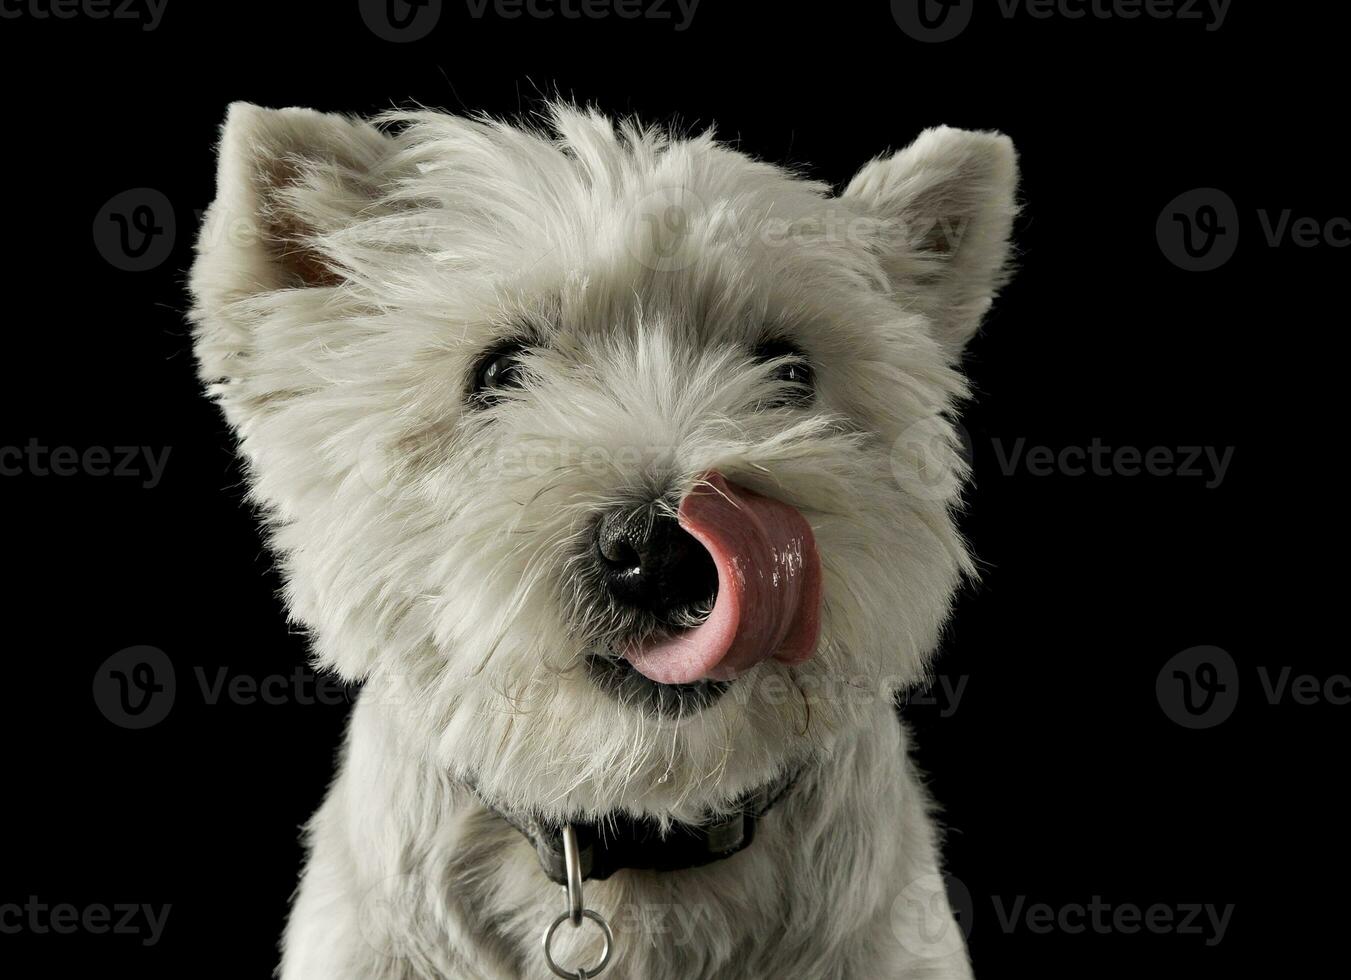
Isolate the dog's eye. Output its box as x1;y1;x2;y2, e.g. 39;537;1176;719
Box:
469;341;529;405
753;339;815;407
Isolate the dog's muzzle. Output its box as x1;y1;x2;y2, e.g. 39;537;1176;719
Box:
595;500;719;619
597;472;823;686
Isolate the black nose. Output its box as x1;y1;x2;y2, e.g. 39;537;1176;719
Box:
595;505;718;617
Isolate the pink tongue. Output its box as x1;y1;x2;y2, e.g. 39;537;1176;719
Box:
623;472;821;685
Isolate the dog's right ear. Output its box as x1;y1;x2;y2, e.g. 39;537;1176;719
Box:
188;103;394;389
842;126;1019;360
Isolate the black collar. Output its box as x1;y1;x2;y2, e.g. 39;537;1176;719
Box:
470;770;801;885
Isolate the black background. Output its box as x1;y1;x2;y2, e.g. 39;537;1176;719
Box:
1;1;1342;976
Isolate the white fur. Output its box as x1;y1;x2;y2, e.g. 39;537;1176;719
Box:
188;102;1017;979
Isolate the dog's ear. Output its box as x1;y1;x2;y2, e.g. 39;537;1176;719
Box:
843;126;1018;358
188;102;393;387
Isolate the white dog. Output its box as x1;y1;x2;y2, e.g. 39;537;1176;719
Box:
188;101;1017;980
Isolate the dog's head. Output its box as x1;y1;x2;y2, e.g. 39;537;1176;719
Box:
189;103;1017;822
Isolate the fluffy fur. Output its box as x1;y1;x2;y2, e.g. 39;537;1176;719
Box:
188;101;1018;979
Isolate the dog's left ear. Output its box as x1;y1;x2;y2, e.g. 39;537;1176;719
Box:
842;126;1019;358
189;103;395;391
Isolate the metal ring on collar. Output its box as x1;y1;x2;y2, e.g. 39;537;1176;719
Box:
542;908;613;980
